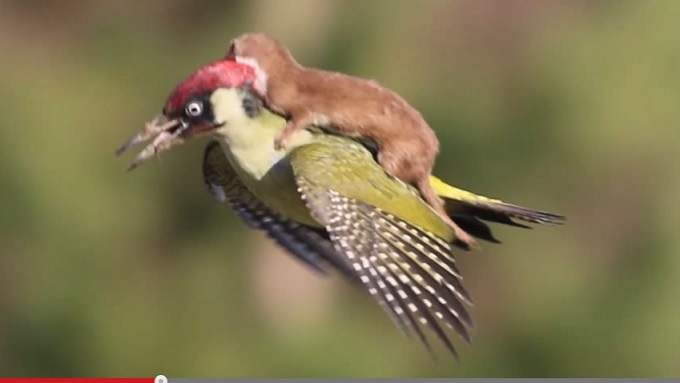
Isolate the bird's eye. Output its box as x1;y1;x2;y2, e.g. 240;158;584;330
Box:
185;101;203;117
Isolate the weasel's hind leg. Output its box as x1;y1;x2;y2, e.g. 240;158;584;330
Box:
378;148;478;249
418;178;479;250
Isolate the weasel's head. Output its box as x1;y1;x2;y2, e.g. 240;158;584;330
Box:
226;32;298;92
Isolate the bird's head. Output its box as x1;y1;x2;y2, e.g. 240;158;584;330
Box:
116;59;264;170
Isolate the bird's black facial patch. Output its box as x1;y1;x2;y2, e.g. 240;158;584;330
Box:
240;88;262;118
181;92;215;125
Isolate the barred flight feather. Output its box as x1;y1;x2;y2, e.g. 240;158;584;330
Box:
371;211;474;339
322;188;421;339
297;174;474;356
202;141;356;278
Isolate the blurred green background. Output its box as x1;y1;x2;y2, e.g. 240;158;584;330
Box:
0;0;678;377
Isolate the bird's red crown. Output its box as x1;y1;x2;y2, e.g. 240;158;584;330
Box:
164;59;257;116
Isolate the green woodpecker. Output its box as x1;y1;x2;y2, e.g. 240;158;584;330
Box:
117;59;564;357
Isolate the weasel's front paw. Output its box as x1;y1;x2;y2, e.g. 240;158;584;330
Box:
273;132;292;151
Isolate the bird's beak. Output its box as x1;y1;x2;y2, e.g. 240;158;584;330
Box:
115;114;190;171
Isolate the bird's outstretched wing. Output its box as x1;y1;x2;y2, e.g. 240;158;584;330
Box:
289;138;473;357
201;140;356;279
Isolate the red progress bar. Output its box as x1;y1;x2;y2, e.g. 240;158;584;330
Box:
0;379;154;383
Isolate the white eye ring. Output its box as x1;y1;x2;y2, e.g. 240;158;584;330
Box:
185;101;203;117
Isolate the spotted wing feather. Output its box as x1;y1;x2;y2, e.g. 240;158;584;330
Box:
291;143;474;357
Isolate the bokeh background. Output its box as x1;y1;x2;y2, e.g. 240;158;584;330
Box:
1;0;678;377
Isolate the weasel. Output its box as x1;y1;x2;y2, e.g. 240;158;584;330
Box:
226;32;477;249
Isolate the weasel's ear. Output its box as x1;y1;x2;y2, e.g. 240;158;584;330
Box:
225;40;237;58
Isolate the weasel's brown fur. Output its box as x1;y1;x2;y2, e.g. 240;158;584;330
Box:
227;32;477;248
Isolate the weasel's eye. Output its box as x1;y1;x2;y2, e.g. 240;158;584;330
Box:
185;101;203;117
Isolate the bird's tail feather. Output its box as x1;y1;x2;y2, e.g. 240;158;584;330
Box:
429;175;565;245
